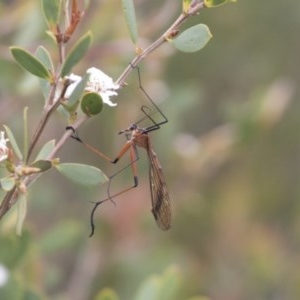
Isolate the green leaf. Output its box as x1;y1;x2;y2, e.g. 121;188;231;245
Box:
0;176;16;192
3;125;23;160
134;276;161;300
134;266;183;300
36;46;54;73
58;74;89;118
23;107;28;161
10;46;51;79
30;160;52;172
81;92;103;116
169;24;212;53
36;46;54;101
34;140;56;161
68;73;90;106
204;0;237;7
157;266;181;300
41;0;61;27
61;32;93;77
121;0;138;44
55;163;108;186
94;288;120;300
16;193;27;236
38;78;51;102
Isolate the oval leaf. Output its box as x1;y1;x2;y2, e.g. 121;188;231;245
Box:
157;266;181;300
204;0;237;7
3;125;23;160
34;140;56;162
134;276;161;300
16;193;27;236
55;163;108;186
10;47;51;79
30;160;52;172
36;46;54;73
68;73;90;106
38;78;51;102
121;0;138;44
41;0;61;27
0;176;16;192
81;92;103;116
61;32;93;77
23;107;29;162
169;24;212;53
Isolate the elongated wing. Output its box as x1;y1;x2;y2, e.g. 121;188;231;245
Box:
148;146;172;230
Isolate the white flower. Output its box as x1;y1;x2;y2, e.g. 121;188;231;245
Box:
0;131;9;163
65;68;119;107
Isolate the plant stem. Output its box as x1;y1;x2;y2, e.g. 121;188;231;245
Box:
26;79;70;164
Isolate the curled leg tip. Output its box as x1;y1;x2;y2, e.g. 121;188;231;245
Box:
89;228;95;237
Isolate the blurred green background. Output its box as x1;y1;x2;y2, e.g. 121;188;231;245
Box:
1;0;300;299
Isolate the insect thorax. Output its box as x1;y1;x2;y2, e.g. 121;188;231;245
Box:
132;129;149;149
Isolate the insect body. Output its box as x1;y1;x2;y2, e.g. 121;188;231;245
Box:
70;67;172;236
118;124;172;231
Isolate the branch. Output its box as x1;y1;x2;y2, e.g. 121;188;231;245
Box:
116;2;205;86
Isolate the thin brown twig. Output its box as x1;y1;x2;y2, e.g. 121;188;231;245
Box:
116;2;205;86
26;78;71;163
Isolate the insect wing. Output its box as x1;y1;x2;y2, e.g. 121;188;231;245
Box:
148;147;172;230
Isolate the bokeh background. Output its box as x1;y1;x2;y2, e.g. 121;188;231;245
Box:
1;0;300;299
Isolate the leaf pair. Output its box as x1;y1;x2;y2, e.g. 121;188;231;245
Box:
41;0;61;29
122;0;212;53
10;32;92;81
122;0;235;53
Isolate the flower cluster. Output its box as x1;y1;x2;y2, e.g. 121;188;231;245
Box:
65;67;119;107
